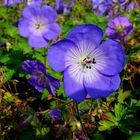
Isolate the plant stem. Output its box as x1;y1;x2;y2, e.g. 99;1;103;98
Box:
44;41;52;67
97;98;101;108
36;100;74;115
75;102;89;140
44;46;47;66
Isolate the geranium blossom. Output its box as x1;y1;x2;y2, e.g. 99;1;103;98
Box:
106;16;133;40
18;5;60;48
55;0;74;14
2;0;21;6
22;60;60;96
48;24;125;102
48;109;61;120
88;0;134;16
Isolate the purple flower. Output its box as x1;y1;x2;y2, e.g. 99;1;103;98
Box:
91;0;109;15
24;0;42;6
117;0;125;4
48;24;125;102
128;2;134;12
22;60;60;96
48;109;61;120
106;16;133;40
89;0;134;16
2;0;21;6
18;5;60;48
55;0;74;14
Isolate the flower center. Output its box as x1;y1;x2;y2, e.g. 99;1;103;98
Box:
64;43;99;84
30;17;47;36
116;25;124;33
35;22;43;30
36;72;47;86
82;56;96;69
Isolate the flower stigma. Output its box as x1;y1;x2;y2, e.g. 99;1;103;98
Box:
36;72;47;86
82;56;96;69
116;25;124;33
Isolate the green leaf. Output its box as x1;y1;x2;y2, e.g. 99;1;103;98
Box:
41;127;50;135
118;90;131;103
5;24;19;38
57;82;65;97
19;129;34;140
3;66;16;81
0;52;10;63
41;89;49;100
104;112;117;123
98;120;115;131
129;132;140;140
114;103;127;121
36;126;50;136
2;92;14;105
50;101;56;108
91;132;104;140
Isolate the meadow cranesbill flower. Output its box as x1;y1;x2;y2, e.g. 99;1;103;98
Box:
106;16;133;41
55;0;74;14
22;60;60;96
89;0;134;16
24;0;42;6
18;5;60;48
109;0;134;16
128;2;134;12
48;24;125;102
48;109;61;120
91;0;109;15
2;0;21;6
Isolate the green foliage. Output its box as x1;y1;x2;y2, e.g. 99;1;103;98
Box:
114;103;127;121
19;130;34;140
0;0;140;140
129;132;140;140
41;89;49;100
118;90;131;103
2;92;14;105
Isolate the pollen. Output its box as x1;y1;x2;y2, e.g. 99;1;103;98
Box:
82;56;96;69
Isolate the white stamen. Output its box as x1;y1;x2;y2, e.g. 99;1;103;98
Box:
65;40;102;84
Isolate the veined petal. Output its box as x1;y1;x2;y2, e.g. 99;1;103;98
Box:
18;18;30;37
105;27;117;39
48;39;77;72
47;75;60;89
84;73;121;99
93;40;125;75
43;23;60;40
46;82;56;96
63;68;86;102
28;35;48;48
67;24;103;47
22;60;46;75
28;76;44;92
22;6;41;19
41;5;57;23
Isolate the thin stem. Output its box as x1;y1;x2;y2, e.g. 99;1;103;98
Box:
44;41;52;66
97;98;103;114
36;100;74;115
75;102;89;140
97;98;101;108
129;79;135;91
88;98;94;114
44;47;47;66
52;96;67;103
